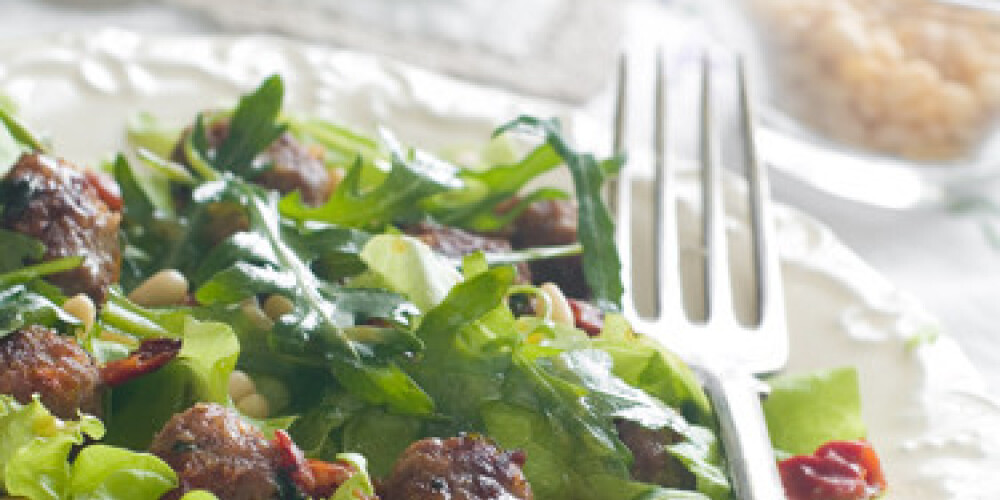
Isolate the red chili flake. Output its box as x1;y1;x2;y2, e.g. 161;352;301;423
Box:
99;338;182;387
84;169;123;211
779;440;886;500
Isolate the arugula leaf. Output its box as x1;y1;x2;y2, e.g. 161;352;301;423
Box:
427;144;567;231
113;154;199;290
280;146;463;229
0;284;80;338
213;76;287;177
495;116;624;311
286;118;385;174
189;179;430;415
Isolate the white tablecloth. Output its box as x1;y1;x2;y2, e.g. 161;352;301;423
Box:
2;0;998;396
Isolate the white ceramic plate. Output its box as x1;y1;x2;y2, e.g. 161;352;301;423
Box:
2;29;999;499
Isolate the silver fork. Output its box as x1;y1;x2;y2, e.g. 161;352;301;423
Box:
611;53;788;499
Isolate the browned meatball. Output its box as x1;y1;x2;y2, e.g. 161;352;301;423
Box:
253;133;335;206
149;403;282;500
380;435;533;500
173;120;335;206
1;153;121;304
615;420;694;489
0;325;102;419
406;221;531;284
510;200;588;298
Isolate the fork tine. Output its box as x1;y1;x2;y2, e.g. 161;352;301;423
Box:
739;59;788;371
654;50;684;323
700;57;736;326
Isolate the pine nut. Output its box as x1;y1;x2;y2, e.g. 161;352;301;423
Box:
128;269;189;307
253;376;290;413
240;298;274;330
62;294;96;331
236;393;270;419
540;282;574;327
263;294;295;321
228;370;256;402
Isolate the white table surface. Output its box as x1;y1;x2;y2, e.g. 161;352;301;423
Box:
2;0;998;397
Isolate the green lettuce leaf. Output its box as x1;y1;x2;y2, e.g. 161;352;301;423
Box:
59;445;177;500
0;395;178;500
763;366;867;457
103;315;239;449
357;234;462;311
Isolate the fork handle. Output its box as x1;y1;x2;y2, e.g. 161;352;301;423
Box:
698;367;785;500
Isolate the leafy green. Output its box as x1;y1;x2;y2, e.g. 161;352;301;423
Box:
0;284;80;338
357;234;463;311
762;366;866;457
127;112;182;160
112;154;194;290
213;76;287;177
286;118;385;174
0;105;46;154
494;116;624;311
0;395;177;500
56;446;177;500
0;230;45;273
292;254;727;500
428;143;566;231
102;309;239;449
0;122;24;175
280;144;463;229
591;314;714;427
188;179;429;416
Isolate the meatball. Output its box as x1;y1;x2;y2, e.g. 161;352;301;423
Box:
510;200;588;298
149;403;282;500
0;325;102;419
173;119;335;206
615;420;694;489
253;133;335;206
380;435;533;500
406;220;531;283
1;153;122;304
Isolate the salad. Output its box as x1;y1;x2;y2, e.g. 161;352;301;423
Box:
0;76;884;500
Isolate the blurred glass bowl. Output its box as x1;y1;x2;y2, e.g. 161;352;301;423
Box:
700;0;1000;208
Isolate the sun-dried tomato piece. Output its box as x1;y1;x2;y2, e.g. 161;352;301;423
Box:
84;169;123;211
273;429;363;499
779;440;886;500
567;298;604;336
99;338;182;387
